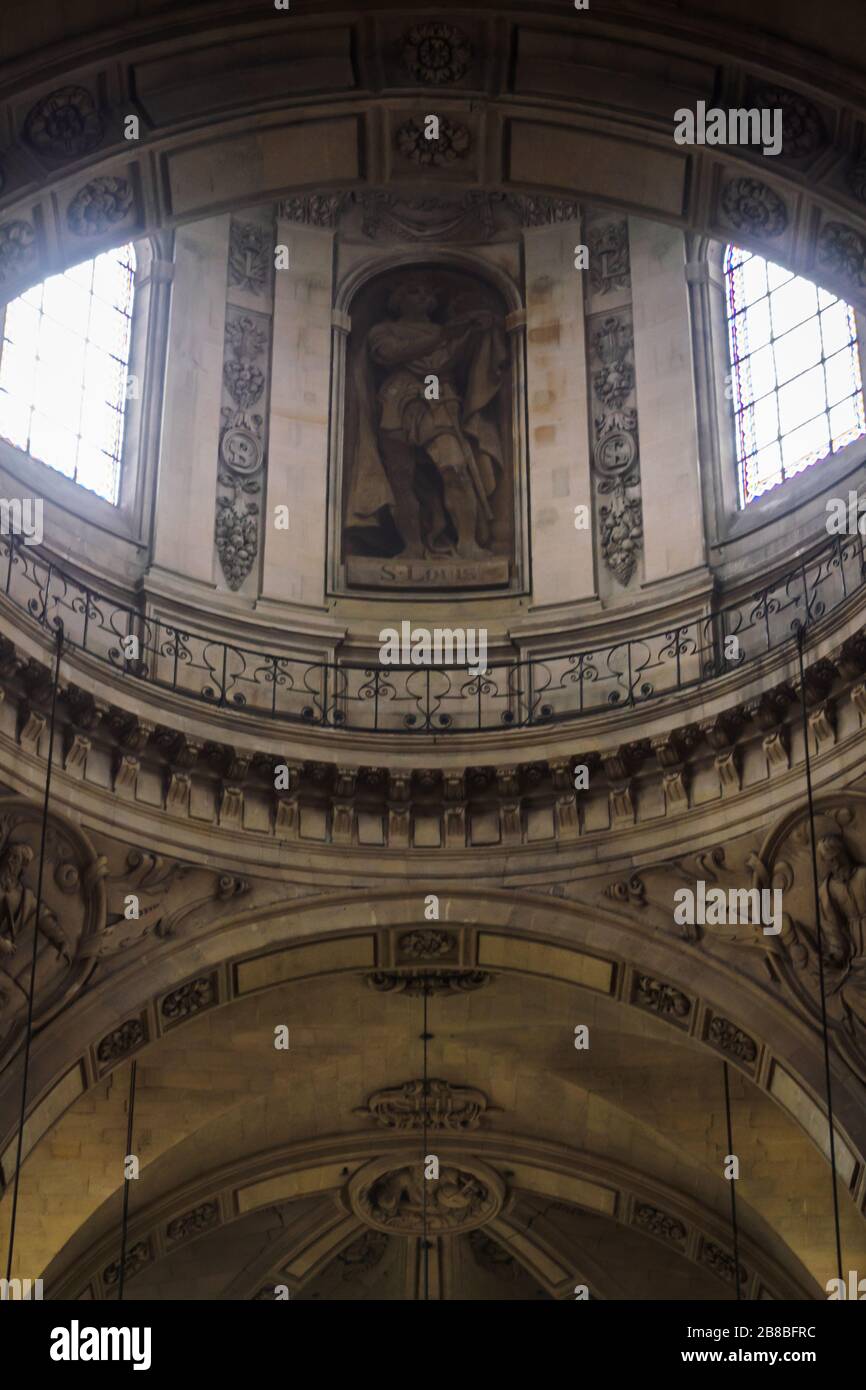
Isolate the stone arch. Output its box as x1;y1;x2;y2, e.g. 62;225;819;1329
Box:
44;1134;818;1301
1;11;865;315
1;889;861;1233
333;244;525;319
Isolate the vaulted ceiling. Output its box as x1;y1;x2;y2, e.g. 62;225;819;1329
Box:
20;954;857;1300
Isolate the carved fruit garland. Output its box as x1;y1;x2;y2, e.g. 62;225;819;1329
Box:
215;312;268;590
590;310;643;586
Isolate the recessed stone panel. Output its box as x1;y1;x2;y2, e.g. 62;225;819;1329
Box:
235;936;376;995
768;1062;858;1189
134;29;356;127
513;28;717;121
477;934;614;994
163;118;362;221
507;120;689;220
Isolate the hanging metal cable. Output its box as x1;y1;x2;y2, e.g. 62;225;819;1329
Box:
421;982;430;1301
4;621;64;1284
795;622;844;1283
117;1058;138;1302
722;1061;742;1301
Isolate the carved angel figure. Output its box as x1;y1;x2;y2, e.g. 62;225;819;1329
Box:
365;1163;489;1231
0;841;69;1012
783;833;866;1044
0;843;69;961
816;834;866;1032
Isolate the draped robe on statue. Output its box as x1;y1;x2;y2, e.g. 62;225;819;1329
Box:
345;307;507;550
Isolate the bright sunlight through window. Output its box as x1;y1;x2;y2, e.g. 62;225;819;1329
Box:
725;245;865;506
0;243;136;505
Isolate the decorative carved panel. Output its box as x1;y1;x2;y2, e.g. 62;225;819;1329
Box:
214;208;276;594
354;1077;493;1131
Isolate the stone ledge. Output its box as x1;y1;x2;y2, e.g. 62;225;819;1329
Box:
1;623;864;855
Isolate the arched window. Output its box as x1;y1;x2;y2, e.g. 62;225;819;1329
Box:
724;245;865;506
0;243;136;505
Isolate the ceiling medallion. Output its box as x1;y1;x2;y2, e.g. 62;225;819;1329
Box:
401;23;472;85
346;1154;504;1235
395;116;472;167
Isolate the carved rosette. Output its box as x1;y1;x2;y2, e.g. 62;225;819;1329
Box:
397;929;457;960
346;1154;504;1235
750;84;826;160
401;23;472;84
23;85;103;159
96;1017;146;1067
66;177;135;237
720;177;788;238
395;117;472;166
817;221;866;290
161;975;217;1025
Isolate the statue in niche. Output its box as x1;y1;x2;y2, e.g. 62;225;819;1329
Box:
342;269;513;588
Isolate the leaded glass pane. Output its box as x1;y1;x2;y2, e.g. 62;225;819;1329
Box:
724;245;865;505
0;242;136;504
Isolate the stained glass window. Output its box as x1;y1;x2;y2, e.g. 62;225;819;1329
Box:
0;243;136;505
724;245;865;506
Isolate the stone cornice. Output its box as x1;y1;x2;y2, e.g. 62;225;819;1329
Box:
2;614;866;870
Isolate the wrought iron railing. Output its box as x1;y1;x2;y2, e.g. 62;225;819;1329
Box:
0;531;863;734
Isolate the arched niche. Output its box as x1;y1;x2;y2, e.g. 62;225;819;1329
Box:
328;246;529;598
